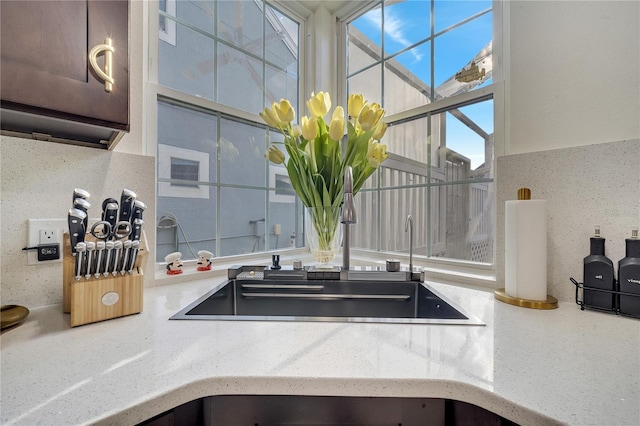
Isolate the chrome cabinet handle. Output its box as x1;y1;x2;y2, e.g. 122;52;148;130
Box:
88;38;114;92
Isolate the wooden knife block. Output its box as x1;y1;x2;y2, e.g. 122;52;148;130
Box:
62;232;148;327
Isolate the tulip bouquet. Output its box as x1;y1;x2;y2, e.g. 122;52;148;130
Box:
260;91;388;263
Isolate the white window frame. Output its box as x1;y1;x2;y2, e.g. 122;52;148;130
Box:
335;0;504;272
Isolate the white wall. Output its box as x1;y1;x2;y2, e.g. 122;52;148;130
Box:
507;0;639;154
495;0;640;301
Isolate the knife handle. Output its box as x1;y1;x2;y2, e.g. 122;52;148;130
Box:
131;200;146;223
104;241;115;277
103;203;119;230
73;198;91;232
75;242;86;281
95;241;105;278
68;208;87;254
130;219;144;241
85;242;95;279
118;189;137;223
72;188;90;205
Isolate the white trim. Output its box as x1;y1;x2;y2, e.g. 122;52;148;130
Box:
158;144;210;199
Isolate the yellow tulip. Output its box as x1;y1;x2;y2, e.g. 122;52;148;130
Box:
306;91;331;118
273;99;295;123
328;106;345;141
358;102;385;132
301;116;319;140
259;106;282;128
265;145;285;164
347;94;365;119
372;121;387;141
366;140;388;168
290;124;302;138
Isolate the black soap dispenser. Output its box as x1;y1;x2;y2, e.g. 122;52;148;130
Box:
619;227;640;317
583;225;615;311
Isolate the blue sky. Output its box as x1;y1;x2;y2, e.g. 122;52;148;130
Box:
351;0;493;168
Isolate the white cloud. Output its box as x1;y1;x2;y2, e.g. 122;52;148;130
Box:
363;8;423;62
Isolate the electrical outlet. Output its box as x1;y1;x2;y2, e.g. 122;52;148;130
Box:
27;219;67;265
40;229;59;244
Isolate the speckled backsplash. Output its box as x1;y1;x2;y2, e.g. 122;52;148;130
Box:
496;139;640;302
0;136;156;308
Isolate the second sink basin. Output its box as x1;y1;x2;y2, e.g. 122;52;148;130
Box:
171;279;484;325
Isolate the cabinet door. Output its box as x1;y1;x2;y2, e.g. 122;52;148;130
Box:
0;0;129;131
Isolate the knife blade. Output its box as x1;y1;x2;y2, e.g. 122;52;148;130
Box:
68;208;87;254
118;189;137;223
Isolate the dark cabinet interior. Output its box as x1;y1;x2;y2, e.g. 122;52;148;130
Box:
138;396;520;426
0;0;129;149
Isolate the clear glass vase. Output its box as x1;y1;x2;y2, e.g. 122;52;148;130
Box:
305;206;342;268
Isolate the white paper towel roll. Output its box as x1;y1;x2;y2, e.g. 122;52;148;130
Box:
505;199;548;301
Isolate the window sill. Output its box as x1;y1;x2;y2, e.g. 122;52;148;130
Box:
154;248;496;290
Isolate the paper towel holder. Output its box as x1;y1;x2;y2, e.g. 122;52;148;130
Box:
495;187;558;309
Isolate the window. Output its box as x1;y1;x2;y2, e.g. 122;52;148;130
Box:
346;0;496;264
152;1;303;262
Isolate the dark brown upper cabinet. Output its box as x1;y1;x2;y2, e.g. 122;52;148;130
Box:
0;0;129;149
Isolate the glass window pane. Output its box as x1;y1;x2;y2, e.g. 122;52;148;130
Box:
383;42;431;114
217;44;263;114
383;0;430;57
219;187;266;256
352;188;380;250
265;65;298;111
265;5;299;70
430;99;493;182
434;0;491;33
159;20;214;100
217;0;263;56
347;65;382;110
157;101;217;183
348;4;383;71
434;12;492;90
379;186;428;254
268;190;302;250
384;116;430;163
176;0;215;35
156;188;217;262
429;182;494;263
219;117;266;186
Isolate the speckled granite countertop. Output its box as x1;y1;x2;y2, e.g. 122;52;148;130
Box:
1;277;638;426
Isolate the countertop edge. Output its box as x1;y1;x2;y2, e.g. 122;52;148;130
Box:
94;376;563;426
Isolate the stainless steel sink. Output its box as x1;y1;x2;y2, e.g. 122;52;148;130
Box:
171;275;484;325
